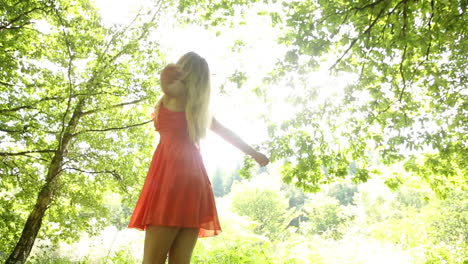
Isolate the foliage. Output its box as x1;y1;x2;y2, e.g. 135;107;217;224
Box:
267;0;467;194
326;182;358;206
210;166;242;197
193;200;275;264
231;185;297;240
238;155;255;179
183;0;468;195
212;168;225;197
353;185;398;225
280;183;308;227
302;195;351;239
193;236;273;264
107;249;140;264
426;190;468;245
28;256;85;264
281;182;307;208
394;185;430;210
0;0;172;261
23;177;468;264
2;0;467;262
355;183;467;263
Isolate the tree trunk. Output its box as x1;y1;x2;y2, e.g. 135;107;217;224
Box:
5;101;84;264
4;174;59;264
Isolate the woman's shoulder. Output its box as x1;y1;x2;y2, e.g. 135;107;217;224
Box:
161;97;186;112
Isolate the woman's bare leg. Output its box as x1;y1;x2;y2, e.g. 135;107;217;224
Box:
168;228;199;264
143;225;181;264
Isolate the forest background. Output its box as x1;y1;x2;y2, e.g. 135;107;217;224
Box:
0;0;466;263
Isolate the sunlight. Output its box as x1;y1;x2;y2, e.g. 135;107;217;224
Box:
91;0;364;174
92;0;146;25
4;1;465;263
93;0;289;172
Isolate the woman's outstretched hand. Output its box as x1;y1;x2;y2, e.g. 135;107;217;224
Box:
252;151;269;167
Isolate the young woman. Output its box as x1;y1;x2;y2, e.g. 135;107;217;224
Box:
128;52;269;264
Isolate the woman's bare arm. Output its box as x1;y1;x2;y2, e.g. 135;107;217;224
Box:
211;118;269;166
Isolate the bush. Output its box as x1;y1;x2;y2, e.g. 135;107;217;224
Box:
231;186;297;240
303;195;351;239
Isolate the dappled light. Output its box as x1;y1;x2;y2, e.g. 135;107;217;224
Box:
1;0;466;263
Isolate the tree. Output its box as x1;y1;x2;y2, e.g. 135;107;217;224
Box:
231;186;297;240
327;182;358;206
270;0;467;194
0;0;167;262
280;184;308;227
181;0;467;194
303;195;350;239
212;168;225;197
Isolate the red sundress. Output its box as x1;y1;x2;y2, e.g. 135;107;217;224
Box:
128;103;221;237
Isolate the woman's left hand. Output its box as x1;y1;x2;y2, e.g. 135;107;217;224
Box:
252;151;269;167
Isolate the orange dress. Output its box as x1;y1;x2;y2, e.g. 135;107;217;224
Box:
128;103;221;237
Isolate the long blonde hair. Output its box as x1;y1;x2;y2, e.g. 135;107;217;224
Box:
176;52;211;144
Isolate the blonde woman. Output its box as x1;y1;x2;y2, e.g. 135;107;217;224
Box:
128;52;269;264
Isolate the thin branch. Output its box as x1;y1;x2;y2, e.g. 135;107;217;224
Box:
0;127;25;133
0;7;43;31
72;120;152;136
398;1;409;103
398;44;408;103
62;167;123;181
62;166;129;193
330;38;359;71
12;0;23;7
329;7;386;71
98;2;163;74
0;96;61;113
425;0;435;60
0;150;55;157
0;160;26;190
0;92;129;113
99;10;143;61
375;0;406;45
86;0;164;90
72;91;126;98
317;0;386;27
349;0;387;12
0;105;35;113
53;7;76;149
80;98;147;116
0;81;14;87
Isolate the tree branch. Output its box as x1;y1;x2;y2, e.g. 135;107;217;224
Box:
62;167;123;181
0;95;67;113
425;0;435;60
398;1;409;104
329;7;386;71
0;127;25;133
0;7;46;31
80;98;147;117
72;120;152;136
398;44;408;103
53;7;76;150
349;0;387;12
0;80;14;87
0;150;55;157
